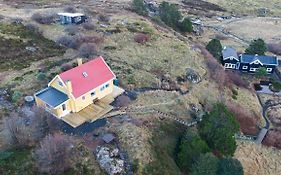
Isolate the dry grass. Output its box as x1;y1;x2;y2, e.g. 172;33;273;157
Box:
110;122;153;168
235;141;281;175
225;17;281;43
206;0;281;16
102;17;206;88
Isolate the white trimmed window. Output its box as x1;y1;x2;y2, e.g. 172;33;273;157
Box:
250;68;257;72
82;96;85;100
266;68;272;72
242;66;248;69
225;63;235;69
91;91;96;97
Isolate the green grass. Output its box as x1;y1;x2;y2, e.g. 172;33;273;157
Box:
143;122;184;175
0;23;65;71
0;148;35;175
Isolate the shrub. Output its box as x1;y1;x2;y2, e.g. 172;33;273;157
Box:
57;36;78;49
82;22;95;30
33;133;78;174
2;109;50;147
254;83;262;91
206;39;223;60
25;23;42;34
132;0;148;16
97;14;110;22
64;25;79;36
79;43;97;58
11;91;22;103
32;13;56;24
134;33;150;44
245;38;267;55
37;72;46;81
232;88;238;96
267;43;281;55
256;67;268;78
179;18;193;33
271;81;281;92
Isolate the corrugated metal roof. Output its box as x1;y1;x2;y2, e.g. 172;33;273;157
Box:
241;54;278;65
35;87;69;108
222;47;238;60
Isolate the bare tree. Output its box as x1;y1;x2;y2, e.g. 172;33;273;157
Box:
2;108;50;147
33;133;78;174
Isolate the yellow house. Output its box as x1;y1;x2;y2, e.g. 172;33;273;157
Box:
34;56;116;118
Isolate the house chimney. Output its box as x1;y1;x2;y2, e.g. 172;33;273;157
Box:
66;80;72;94
77;58;83;66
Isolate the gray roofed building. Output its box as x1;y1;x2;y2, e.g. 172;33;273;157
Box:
222;47;239;61
240;54;278;65
102;133;116;143
35;87;69;108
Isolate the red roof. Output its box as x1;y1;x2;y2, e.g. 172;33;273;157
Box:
59;56;115;98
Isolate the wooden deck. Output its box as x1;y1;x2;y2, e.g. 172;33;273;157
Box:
61;86;125;128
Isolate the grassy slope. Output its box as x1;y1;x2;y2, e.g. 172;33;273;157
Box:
143;122;184;175
207;0;281;16
0;23;65;71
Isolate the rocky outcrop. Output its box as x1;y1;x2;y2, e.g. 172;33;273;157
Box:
96;146;125;175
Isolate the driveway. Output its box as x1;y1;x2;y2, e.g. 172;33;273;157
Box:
257;85;281;96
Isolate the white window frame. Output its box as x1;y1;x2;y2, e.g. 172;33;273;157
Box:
250;68;257;72
224;63;235;69
242;66;248;69
266;68;272;72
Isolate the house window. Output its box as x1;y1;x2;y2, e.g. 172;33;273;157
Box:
242;66;248;69
225;63;235;69
266;68;272;72
62;104;66;111
100;86;105;91
250;68;257;72
75;16;82;23
45;103;51;109
82;96;85;100
91;91;96;97
58;81;63;86
105;83;109;88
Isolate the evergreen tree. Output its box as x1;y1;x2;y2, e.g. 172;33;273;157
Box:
159;1;182;29
218;157;244;175
206;39;223;60
177;130;210;173
132;0;148;16
245;38;267;55
191;153;219;175
179;18;193;33
198;103;240;156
